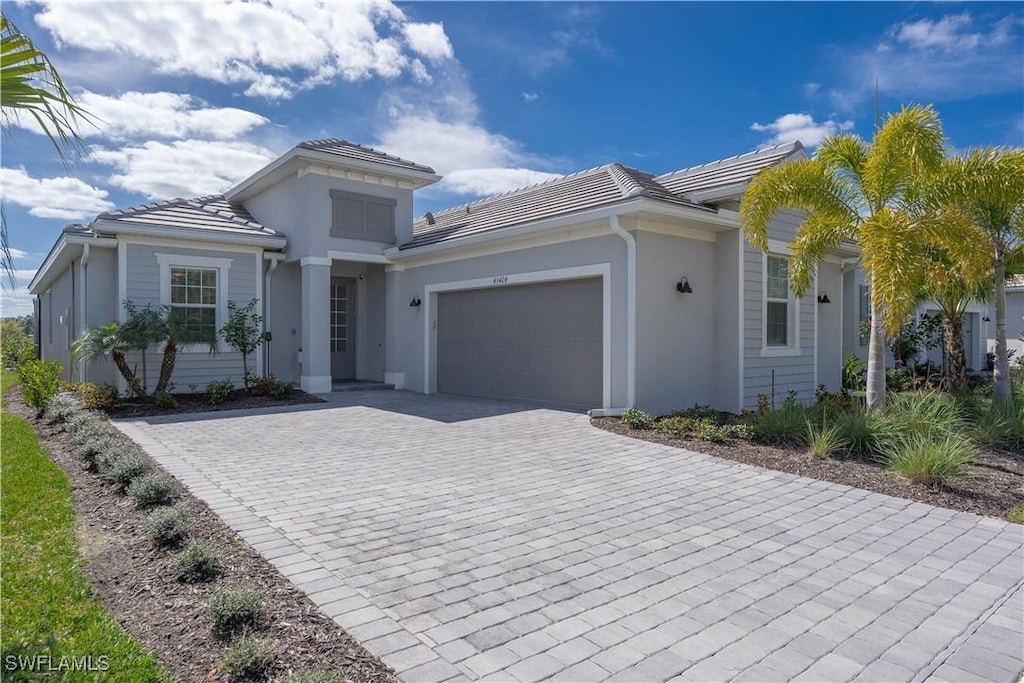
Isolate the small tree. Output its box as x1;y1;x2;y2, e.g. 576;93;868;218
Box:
119;301;168;395
72;321;144;398
220;299;264;390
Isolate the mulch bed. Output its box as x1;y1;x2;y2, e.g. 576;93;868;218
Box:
105;389;324;419
593;418;1024;520
5;388;397;683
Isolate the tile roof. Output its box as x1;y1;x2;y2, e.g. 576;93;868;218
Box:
405;164;708;250
96;195;282;236
298;138;435;174
656;141;804;197
1006;274;1024;291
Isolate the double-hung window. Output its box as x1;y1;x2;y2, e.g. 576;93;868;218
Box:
766;255;790;347
156;254;232;346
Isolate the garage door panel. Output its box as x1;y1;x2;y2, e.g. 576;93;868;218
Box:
437;278;602;408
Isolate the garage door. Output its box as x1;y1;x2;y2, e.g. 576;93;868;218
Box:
437;278;603;408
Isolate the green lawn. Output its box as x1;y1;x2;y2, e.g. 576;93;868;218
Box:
1;373;168;681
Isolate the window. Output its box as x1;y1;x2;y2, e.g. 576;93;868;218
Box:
156;254;232;347
766;255;790;347
170;267;217;338
330;189;396;243
859;284;870;346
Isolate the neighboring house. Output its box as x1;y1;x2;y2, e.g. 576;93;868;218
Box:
988;274;1024;360
30;138;859;415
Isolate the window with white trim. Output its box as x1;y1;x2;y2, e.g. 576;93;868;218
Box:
170;267;217;338
765;254;790;347
156;254;232;347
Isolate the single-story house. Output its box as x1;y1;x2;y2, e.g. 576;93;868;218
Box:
30;138;862;415
987;275;1024;360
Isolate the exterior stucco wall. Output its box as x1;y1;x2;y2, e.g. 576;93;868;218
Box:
82;247;118;384
38;264;75;381
634;230;721;415
713;230;741;413
244;177;296;246
266;261;302;383
989;290;1024;358
816;261;843;393
396;231;628;410
742;209;816;409
122;242;260;391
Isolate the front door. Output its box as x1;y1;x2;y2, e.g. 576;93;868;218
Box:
330;277;356;381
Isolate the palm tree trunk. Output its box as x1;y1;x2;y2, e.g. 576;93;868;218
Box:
155;338;176;394
112;351;144;398
140;346;149;396
866;285;887;411
941;315;967;392
993;248;1012;404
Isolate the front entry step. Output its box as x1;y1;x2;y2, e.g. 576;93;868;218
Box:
331;381;395;393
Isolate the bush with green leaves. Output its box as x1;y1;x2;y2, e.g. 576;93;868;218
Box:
171;541;221;583
71;420;115;446
16;359;63;415
101;452;152;491
77;436;118;471
973;401;1024;449
221;298;264;391
834;409;897;458
153;390;177;409
881;435;976;488
621;408;655;430
656;415;747;443
145;503;192;548
1;319;35;368
209;587;265;638
222;634;276;682
62;411;95;436
805;421;845;459
884;391;966;440
78;382;119;410
45;393;81;423
1007;503;1024;525
747;402;807;446
127;472;179;507
206;379;234;405
248;374;293;399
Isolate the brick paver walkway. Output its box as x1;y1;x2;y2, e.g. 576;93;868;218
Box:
116;392;1024;682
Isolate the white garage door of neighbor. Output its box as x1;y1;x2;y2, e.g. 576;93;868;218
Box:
437;278;603;408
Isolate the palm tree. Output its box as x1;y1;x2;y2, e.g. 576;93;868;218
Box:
741;104;946;411
932;148;1024;404
1;12;92;287
71;322;144;398
119;302;170;395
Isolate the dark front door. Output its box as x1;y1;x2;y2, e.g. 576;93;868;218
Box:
330;277;356;381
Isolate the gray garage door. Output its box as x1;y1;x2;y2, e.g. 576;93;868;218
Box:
437;278;603;408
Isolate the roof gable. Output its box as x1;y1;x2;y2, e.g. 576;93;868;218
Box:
297;138;435;174
96;195;282;237
656;141;804;199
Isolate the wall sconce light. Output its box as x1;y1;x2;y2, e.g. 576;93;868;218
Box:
983;316;991;322
409;297;422;307
817;291;831;304
676;277;693;294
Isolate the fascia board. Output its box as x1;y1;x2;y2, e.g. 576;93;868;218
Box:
91;219;287;249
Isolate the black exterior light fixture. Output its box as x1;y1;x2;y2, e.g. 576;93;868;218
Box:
409;297;422;307
817;291;831;304
676;276;693;294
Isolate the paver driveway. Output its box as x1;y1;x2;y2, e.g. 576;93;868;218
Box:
117;392;1024;682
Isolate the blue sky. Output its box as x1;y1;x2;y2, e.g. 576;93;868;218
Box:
2;1;1022;316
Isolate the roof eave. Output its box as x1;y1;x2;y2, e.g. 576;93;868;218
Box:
28;232;118;294
91;218;288;249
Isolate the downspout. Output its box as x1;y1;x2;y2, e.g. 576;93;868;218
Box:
78;243;90;381
609;214;636;408
264;257;278;376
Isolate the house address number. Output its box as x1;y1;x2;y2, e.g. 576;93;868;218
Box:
492;275;509;284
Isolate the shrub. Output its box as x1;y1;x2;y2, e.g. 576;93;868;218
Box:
127;472;179;507
77;436;117;471
206;379;234;405
805;421;845;459
102;452;152;491
747;403;807;446
1;320;34;368
171;541;221;583
153;390;177;409
881;435;976;488
45;393;81;423
222;634;276;682
673;403;721;421
973;401;1024;449
621;408;655;430
71;420;115;446
63;411;95;436
247;374;277;397
17;360;63;415
835;409;896;458
145;503;192;548
1007;503;1024;525
209;587;265;638
842;354;866;391
79;382;119;410
884;391;967;440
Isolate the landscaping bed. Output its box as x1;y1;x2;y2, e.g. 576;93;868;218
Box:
3;386;396;683
104;388;324;419
593;416;1024;521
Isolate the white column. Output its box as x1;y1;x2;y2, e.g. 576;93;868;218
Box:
383;264;406;389
300;257;333;394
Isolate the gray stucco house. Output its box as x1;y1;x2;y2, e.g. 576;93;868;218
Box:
30;138;860;415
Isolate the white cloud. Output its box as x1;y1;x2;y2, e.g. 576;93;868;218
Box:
32;1;452;99
751;113;854;147
522;92;540;103
89;140;276;199
403;22;454;61
64;91;269;141
8;248;31;261
444;168;562;195
1;167;115;219
0;269;39;318
830;12;1022;110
